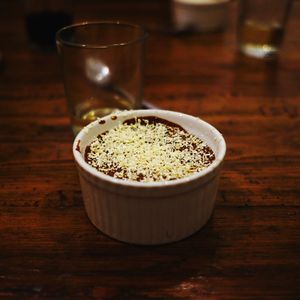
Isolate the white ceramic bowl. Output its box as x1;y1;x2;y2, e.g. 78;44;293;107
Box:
172;0;230;32
73;109;226;245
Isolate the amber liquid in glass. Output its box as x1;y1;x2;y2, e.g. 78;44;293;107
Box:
71;96;135;135
238;20;284;58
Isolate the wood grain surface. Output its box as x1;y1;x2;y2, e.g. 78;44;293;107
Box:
0;0;299;299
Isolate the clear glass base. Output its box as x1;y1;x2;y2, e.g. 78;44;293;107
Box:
239;43;278;59
71;108;119;135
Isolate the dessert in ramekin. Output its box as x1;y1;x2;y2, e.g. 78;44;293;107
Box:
73;109;226;245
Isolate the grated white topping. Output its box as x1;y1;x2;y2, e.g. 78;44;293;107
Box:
85;117;215;182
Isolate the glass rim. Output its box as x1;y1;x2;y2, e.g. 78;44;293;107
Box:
56;21;148;49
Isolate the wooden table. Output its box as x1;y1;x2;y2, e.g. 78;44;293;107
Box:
1;0;299;299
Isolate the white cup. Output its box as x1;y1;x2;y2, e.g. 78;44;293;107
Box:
172;0;230;32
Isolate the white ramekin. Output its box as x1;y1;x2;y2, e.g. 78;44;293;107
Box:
73;109;226;245
172;0;230;32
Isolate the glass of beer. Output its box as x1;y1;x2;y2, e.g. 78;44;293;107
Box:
56;22;148;135
237;0;293;59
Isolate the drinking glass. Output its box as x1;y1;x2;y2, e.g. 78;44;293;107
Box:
237;0;293;59
56;22;148;135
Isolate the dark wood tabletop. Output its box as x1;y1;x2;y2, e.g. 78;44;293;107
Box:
1;0;299;299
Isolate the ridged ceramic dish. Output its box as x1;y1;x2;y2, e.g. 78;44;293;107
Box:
73;109;226;245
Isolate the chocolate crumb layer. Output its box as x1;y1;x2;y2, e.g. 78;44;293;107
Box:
85;116;215;182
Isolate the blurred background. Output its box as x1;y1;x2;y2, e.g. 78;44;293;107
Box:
0;0;299;127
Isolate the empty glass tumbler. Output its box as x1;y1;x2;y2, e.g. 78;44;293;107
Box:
56;22;148;135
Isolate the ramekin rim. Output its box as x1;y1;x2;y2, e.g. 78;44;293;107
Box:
73;109;226;188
